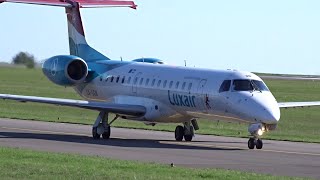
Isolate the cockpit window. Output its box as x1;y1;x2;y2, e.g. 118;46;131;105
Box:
252;80;269;91
219;80;231;93
233;79;269;92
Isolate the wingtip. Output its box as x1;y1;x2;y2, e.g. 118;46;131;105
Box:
131;4;137;9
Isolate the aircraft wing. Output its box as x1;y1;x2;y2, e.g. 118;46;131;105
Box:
278;102;320;108
0;94;145;116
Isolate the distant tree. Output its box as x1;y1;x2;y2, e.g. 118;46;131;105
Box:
12;52;35;69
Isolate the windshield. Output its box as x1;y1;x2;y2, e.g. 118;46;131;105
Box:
233;79;269;92
219;80;231;93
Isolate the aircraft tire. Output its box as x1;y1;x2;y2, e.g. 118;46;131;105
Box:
184;135;193;141
92;127;101;139
175;125;184;141
256;139;263;149
248;138;255;149
102;126;111;139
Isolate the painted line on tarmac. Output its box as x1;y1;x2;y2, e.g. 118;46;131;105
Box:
161;141;320;157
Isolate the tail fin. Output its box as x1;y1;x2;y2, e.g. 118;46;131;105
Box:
66;3;109;61
1;0;137;62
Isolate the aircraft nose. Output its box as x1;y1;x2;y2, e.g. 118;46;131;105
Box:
254;93;280;123
261;106;280;123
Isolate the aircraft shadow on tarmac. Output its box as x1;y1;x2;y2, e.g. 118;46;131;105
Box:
0;131;243;151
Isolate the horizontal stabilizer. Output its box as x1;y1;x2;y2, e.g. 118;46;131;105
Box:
0;0;137;9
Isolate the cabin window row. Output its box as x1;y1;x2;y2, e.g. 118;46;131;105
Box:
100;75;193;91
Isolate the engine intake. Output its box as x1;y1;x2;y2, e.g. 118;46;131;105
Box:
42;55;88;86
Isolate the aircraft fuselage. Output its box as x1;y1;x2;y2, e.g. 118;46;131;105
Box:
75;60;280;125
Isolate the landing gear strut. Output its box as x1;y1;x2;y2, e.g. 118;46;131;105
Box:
92;111;118;140
175;120;197;142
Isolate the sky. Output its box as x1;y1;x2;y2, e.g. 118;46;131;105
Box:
1;0;320;75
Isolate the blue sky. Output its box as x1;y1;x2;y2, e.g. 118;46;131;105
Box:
1;0;320;75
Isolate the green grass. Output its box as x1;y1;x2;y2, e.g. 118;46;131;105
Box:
0;146;307;180
0;66;320;143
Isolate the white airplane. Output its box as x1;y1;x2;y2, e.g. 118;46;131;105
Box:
1;0;320;150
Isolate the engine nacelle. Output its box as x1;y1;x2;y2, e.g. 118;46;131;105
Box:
42;55;88;86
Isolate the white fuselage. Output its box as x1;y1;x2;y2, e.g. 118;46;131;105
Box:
76;61;280;125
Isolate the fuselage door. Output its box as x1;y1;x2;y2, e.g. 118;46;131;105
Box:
132;72;142;94
197;79;208;113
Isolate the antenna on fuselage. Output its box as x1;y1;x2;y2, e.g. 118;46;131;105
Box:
184;60;187;67
120;56;123;61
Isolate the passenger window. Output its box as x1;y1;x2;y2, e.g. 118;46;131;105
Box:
122;76;125;83
134;77;138;85
146;78;150;86
219;80;231;93
127;77;131;84
151;79;156;86
139;78;144;86
188;83;192;91
169;81;173;89
182;82;186;90
175;82;180;89
116;76;120;83
163;80;167;88
111;76;114;83
157;80;161;87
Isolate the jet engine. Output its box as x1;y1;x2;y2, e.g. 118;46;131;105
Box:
42;55;88;86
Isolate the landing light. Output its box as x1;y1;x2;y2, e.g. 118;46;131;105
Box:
257;129;264;136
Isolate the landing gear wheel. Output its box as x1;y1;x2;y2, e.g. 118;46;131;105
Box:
175;125;184;141
184;135;193;141
183;126;194;142
92;127;100;139
256;139;263;149
248;138;255;149
102;126;111;139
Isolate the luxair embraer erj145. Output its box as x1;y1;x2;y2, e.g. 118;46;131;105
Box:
1;0;320;150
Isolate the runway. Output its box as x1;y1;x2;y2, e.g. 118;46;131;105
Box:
0;118;319;179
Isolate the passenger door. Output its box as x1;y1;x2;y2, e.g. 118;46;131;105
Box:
132;72;142;94
197;79;208;113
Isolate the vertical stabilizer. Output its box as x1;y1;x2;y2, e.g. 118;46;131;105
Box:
66;4;110;61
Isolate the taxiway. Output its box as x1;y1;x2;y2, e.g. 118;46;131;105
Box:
0;118;319;179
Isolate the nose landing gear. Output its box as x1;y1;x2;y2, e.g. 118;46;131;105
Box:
248;138;263;149
248;123;266;149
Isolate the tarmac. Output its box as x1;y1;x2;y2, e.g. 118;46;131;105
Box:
0;118;319;179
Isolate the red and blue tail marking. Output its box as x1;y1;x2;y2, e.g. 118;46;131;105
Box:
0;0;137;62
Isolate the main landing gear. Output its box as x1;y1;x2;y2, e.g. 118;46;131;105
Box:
92;111;118;140
175;119;199;142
